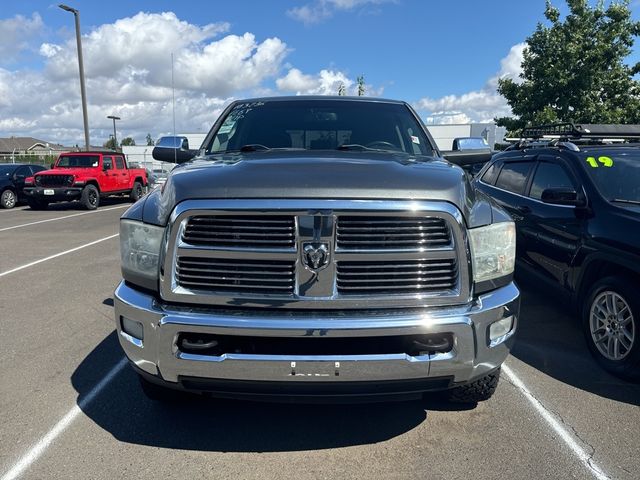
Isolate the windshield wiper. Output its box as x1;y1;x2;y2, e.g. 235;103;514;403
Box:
239;144;271;152
611;198;640;205
337;144;405;154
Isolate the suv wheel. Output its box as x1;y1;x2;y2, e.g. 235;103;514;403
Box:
446;368;500;403
28;199;49;210
130;181;143;202
1;189;17;209
80;184;99;210
583;276;639;381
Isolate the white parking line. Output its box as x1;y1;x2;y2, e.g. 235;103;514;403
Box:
0;233;118;278
0;357;127;480
0;205;128;233
502;364;611;480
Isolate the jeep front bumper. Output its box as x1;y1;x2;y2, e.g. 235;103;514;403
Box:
23;186;83;201
114;281;519;397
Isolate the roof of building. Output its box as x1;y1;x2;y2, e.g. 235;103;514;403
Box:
0;137;66;152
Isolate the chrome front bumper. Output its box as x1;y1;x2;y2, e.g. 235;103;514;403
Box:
114;281;519;394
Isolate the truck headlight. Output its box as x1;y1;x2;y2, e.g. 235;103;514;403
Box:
469;222;516;284
120;219;165;288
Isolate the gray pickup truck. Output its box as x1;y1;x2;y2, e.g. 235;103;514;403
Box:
114;96;520;403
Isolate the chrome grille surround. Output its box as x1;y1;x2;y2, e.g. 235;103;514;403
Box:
160;200;470;309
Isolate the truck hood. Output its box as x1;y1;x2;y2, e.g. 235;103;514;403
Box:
140;151;495;228
34;167;99;177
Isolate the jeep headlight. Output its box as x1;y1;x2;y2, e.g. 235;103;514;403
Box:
469;222;516;284
120;219;165;288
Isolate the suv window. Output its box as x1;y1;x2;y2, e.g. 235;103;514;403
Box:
529;162;575;200
481;162;501;185
115;156;125;169
15;166;30;178
103;156;113;170
495;161;534;195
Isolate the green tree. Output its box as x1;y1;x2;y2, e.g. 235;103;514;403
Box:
103;137;117;150
120;137;136;146
496;0;640;134
145;133;154;146
337;82;346;96
357;75;365;96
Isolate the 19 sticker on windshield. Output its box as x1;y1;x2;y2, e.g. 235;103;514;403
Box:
586;156;614;167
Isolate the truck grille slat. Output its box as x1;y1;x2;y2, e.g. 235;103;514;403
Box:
336;259;457;295
176;257;295;294
336;216;451;250
182;215;295;248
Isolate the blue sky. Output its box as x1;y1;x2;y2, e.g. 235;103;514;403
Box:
1;0;639;145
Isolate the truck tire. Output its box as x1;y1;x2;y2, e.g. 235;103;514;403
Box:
80;184;99;210
583;276;639;382
1;189;17;209
447;369;500;404
28;198;49;210
138;374;184;403
130;181;143;202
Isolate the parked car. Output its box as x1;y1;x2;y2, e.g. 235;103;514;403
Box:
116;96;520;404
23;151;147;210
474;123;640;381
0;163;47;209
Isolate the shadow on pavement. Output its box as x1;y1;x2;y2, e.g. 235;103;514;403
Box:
22;196;133;211
72;332;473;452
511;277;640;406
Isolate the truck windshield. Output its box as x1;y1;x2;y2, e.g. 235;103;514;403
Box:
581;149;640;204
57;155;100;168
206;100;435;157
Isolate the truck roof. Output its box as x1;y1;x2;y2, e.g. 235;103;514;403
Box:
233;95;407;105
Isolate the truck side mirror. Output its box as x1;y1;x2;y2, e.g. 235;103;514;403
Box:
152;135;196;164
50;163;55;169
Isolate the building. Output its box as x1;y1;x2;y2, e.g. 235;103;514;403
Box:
0;137;69;162
425;123;506;151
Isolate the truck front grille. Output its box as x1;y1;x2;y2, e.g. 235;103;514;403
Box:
336;259;458;295
183;215;295;248
164;200;469;309
336;216;451;250
35;174;73;187
176;257;295;294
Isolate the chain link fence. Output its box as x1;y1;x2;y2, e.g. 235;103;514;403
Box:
0;152;59;167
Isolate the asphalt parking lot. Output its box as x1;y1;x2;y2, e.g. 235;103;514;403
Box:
0;199;638;480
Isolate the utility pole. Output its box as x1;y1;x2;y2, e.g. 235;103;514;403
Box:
107;115;121;151
59;4;90;151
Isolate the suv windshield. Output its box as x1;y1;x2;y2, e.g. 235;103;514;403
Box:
580;149;640;204
205;100;435;157
57;155;100;168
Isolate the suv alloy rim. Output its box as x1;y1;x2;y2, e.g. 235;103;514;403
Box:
89;189;98;206
590;291;635;361
2;190;16;208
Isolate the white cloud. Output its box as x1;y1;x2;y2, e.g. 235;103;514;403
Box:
276;67;383;96
0;13;44;62
0;12;290;146
416;43;526;124
287;0;394;25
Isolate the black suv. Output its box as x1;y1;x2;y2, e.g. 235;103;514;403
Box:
474;124;639;381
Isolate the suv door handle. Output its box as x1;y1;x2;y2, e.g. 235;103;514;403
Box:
516;205;531;214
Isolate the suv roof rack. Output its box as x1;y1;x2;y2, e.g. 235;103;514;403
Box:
520;123;640;140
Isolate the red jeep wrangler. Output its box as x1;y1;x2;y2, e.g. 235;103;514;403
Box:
24;151;147;210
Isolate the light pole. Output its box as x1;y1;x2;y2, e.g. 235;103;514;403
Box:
107;115;120;151
59;4;90;151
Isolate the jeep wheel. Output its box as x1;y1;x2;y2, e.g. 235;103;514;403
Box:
80;184;99;210
447;369;500;404
28;199;49;210
138;374;184;402
583;277;639;382
130;181;143;202
1;189;17;209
